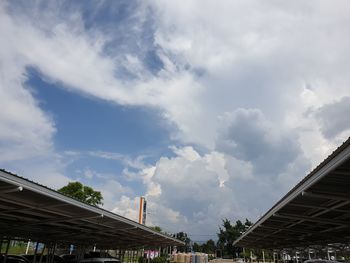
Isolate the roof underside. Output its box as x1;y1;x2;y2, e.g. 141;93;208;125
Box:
0;170;184;249
233;137;350;249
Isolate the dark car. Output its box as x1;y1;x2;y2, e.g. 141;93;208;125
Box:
83;252;113;259
60;255;77;263
21;255;65;263
0;254;30;263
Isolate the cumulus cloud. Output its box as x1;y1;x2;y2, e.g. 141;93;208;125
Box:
112;109;312;235
2;0;350;157
1;0;350;238
216;108;302;175
314;96;350;140
121;143;305;236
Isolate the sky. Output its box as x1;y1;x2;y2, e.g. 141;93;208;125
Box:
1;0;350;242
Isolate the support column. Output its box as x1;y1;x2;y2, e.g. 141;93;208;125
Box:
26;240;31;255
263;250;265;263
51;243;57;263
33;242;40;263
39;244;46;263
3;239;11;263
327;248;330;261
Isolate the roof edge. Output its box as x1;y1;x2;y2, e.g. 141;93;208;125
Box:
0;169;185;245
233;137;350;247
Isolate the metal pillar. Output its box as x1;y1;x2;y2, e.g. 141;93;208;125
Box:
33;242;39;263
296;252;298;263
118;248;122;262
51;243;57;263
263;250;265;263
39;244;46;263
46;244;50;263
26;240;31;255
327;249;330;260
3;239;10;263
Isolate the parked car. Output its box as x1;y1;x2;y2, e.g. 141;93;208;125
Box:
83;252;114;259
21;254;65;263
0;254;30;263
60;255;77;263
80;258;120;263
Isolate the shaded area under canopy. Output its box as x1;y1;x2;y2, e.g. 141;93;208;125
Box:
0;170;184;249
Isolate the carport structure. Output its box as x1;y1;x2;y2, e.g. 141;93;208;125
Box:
233;137;350;249
0;169;184;249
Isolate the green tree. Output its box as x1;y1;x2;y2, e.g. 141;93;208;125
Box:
58;181;103;206
193;242;202;252
202;239;216;254
150;226;163;233
193;239;216;254
217;219;252;258
174;232;191;252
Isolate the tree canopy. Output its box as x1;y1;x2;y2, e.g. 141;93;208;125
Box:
193;239;216;254
174;231;191;252
150;226;163;233
58;181;103;206
217;218;252;257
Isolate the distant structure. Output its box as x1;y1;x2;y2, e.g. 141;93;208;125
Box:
138;196;147;225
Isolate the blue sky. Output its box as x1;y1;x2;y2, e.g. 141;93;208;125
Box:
1;0;350;241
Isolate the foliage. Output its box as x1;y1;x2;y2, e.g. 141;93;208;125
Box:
1;241;31;255
58;181;103;206
150;226;163;233
208;255;215;261
138;256;167;263
192;239;216;254
151;256;167;263
174;232;191;252
217;218;252;257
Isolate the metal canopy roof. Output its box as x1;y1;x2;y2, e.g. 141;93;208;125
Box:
0;170;184;249
233;137;350;249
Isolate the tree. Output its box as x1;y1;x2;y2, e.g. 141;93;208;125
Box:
202;239;216;254
217;219;252;258
150;226;163;233
58;182;103;206
174;232;191;252
193;242;202;252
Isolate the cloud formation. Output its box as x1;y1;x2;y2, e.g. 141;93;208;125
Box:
1;0;350;238
315;96;350;139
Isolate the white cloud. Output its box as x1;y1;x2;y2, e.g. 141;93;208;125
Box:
112;196;140;223
132;146;262;235
2;0;350;157
314;97;350;140
2;0;350;239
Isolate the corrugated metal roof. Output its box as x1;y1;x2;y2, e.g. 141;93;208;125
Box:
0;169;184;248
233;137;350;249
